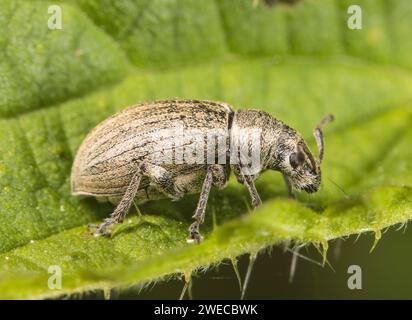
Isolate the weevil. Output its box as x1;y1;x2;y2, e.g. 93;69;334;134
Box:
71;99;333;243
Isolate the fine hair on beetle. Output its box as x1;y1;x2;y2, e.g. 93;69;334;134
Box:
149;121;262;175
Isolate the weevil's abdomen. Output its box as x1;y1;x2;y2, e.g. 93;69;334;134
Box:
71;99;233;200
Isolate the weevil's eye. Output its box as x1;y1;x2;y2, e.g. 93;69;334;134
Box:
289;152;305;169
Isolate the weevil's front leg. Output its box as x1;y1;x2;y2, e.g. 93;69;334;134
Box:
282;173;296;199
232;165;262;208
243;174;262;208
187;165;215;244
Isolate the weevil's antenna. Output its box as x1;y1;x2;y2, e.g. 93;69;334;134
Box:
314;114;334;164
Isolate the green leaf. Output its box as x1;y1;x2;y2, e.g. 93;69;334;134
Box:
0;0;411;299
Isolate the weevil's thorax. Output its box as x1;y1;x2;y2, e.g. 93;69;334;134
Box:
231;109;321;193
230;109;287;175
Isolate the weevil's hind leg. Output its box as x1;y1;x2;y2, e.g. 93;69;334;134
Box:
93;162;183;237
187;165;215;244
93;167;143;237
282;173;296;199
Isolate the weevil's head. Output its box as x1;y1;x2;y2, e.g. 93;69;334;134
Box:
282;139;321;193
271;115;334;194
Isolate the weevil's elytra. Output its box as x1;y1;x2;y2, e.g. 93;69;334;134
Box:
71;99;334;243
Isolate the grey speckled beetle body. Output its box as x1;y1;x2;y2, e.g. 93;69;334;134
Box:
71;99;333;243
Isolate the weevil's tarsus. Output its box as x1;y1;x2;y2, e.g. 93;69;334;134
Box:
241;252;257;300
314;114;334;164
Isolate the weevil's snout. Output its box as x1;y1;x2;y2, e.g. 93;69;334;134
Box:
299;171;321;193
